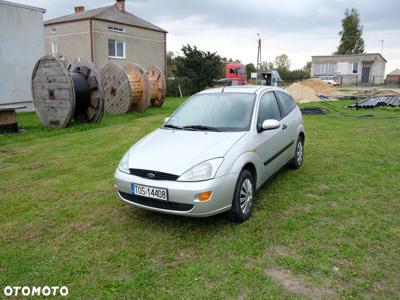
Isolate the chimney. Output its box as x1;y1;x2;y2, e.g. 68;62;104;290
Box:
116;0;125;13
74;6;85;13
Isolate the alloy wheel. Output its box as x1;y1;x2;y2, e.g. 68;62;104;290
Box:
240;178;253;214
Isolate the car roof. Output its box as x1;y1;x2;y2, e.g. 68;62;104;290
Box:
197;85;289;95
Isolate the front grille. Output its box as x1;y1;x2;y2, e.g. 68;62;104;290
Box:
129;169;179;181
119;192;193;212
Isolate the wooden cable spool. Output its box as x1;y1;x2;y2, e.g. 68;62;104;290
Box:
100;62;150;114
31;56;104;127
123;64;150;112
146;65;166;107
99;63;131;115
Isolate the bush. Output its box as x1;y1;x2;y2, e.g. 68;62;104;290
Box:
166;77;196;97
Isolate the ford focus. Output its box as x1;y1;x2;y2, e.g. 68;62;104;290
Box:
115;86;305;222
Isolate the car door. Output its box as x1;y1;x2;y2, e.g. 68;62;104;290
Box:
254;91;289;182
275;91;299;162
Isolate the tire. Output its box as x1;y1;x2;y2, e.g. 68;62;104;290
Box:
228;169;255;223
290;136;304;169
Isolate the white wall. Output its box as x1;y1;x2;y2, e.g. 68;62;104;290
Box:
0;1;45;109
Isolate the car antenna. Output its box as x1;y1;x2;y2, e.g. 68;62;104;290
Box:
221;79;231;93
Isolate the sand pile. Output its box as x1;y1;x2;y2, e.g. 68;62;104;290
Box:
287;78;336;103
287;83;320;102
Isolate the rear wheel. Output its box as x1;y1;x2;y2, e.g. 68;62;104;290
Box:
228;169;254;223
290;136;304;169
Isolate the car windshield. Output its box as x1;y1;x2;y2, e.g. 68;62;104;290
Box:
164;93;256;132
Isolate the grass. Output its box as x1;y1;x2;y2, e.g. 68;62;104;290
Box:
1;97;399;299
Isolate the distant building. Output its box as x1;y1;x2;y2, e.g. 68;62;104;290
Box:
44;0;167;74
0;0;45;109
311;53;386;85
386;69;400;84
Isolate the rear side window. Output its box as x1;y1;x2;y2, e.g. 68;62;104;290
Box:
258;92;282;124
276;91;296;117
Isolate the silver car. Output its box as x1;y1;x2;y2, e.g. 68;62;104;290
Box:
115;86;305;222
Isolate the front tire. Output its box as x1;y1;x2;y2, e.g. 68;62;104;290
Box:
228;169;255;223
290;136;304;169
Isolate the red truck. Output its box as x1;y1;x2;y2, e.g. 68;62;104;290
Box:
225;63;247;85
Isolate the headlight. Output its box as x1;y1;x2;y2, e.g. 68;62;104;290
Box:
118;151;130;174
178;158;223;182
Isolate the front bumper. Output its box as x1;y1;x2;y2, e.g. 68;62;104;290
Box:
114;168;238;217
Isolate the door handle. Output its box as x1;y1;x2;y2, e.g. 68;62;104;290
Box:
282;124;287;130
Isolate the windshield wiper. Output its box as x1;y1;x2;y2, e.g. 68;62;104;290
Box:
163;124;183;130
183;125;221;132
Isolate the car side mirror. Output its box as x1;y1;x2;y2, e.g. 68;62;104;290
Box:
164;117;170;123
260;119;280;131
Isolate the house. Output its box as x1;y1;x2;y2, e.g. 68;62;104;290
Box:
311;53;386;85
386;69;400;84
44;0;167;74
0;0;45;109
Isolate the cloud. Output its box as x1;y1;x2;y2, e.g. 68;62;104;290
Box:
15;0;400;72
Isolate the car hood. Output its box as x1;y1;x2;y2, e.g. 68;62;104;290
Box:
128;129;246;175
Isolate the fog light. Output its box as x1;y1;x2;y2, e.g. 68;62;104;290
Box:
198;191;213;201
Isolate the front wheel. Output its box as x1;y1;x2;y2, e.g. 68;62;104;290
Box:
228;169;255;223
290;136;304;169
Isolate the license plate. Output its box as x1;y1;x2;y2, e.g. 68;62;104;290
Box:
131;183;168;201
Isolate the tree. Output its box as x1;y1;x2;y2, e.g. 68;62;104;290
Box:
166;51;176;77
337;8;365;54
302;61;311;78
175;44;223;92
245;63;256;79
274;54;291;71
260;61;274;71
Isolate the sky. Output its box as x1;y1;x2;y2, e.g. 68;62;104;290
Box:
17;0;400;74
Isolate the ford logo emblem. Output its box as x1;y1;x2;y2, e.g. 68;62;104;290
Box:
147;173;156;179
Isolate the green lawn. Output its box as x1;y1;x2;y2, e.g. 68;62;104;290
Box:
1;98;399;299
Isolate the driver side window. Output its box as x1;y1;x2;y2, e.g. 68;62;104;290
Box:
257;92;282;125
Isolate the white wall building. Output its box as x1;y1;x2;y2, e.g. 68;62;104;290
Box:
311;53;386;85
0;1;45;110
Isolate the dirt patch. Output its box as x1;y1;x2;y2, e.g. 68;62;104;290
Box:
287;79;336;103
299;79;336;96
175;248;197;263
30;162;46;170
265;268;336;299
266;245;293;257
69;221;92;232
287;83;320;103
319;184;330;190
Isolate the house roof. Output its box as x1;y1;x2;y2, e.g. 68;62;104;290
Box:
388;69;400;75
44;4;167;33
312;53;387;63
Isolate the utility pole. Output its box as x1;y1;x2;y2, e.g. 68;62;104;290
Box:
256;33;262;85
381;40;384;54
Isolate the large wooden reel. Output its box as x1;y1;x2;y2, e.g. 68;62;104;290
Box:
32;56;75;127
147;65;166;107
31;56;104;127
100;63;131;115
69;58;104;124
124;64;151;112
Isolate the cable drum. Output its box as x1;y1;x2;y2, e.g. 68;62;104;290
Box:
100;62;151;113
99;62;131;115
31;56;104;127
147;65;166;107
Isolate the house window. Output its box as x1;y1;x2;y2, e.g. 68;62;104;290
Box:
108;39;125;58
108;26;125;33
51;40;58;55
314;63;334;75
352;63;358;74
50;27;56;33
